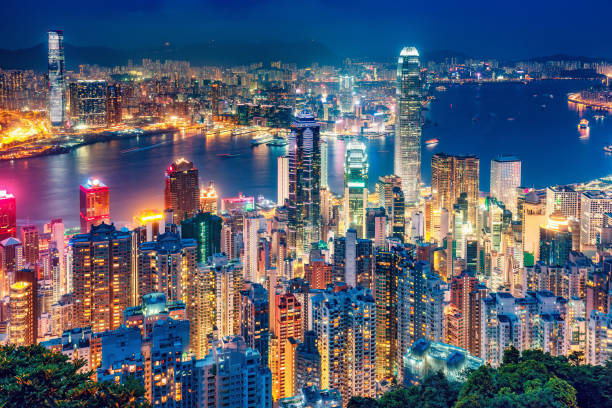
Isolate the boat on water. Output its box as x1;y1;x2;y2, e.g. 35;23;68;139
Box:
604;145;612;153
216;153;241;158
425;138;439;146
507;117;515;121
251;134;274;146
594;114;605;121
435;85;447;92
578;119;589;130
266;136;288;147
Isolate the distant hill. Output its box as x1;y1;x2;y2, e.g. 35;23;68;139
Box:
529;54;611;63
0;40;340;71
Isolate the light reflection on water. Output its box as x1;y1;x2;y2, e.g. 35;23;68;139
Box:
2;80;611;229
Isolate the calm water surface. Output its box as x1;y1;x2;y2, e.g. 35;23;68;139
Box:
3;80;611;228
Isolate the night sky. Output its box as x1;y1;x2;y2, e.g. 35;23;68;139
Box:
2;0;611;59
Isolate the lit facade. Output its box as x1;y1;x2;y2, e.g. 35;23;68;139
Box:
69;80;107;127
48;30;66;127
199;181;218;214
311;286;376;403
490;156;521;217
9;269;38;345
394;47;421;205
288;110;321;256
278;156;289;206
164;158;200;225
343;140;368;238
79;178;110;234
0;190;17;240
70;222;132;332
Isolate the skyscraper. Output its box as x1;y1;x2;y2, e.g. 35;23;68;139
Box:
431;153;480;231
69;80;107;127
270;293;302;400
9;269;38;345
288;110;321;256
48;30;66;127
490;156;521;217
394;47;422;205
311;286;376;402
79;178;110;234
344;140;368;238
20;225;39;265
0;190;16;240
105;84;122;126
137;231;197;302
164;158;200;224
181;211;223;264
539;211;573;267
397;261;444;380
70;223;132;332
278;156;289;206
199;181;218;214
240;282;270;367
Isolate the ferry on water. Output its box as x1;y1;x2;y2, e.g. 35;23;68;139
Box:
425;138;439;147
251;134;274;146
578;119;589;130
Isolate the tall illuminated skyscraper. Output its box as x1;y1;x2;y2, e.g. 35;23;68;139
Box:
278;156;289;206
70;223;132;332
9;269;38;345
69;80;107;127
0;190;16;241
344;140;368;237
288;110;321;255
200;181;218;214
270;293;302;401
240;282;270;367
137;231;197;302
490;156;521;217
164;158;200;224
181;211;223;264
20;225;39;265
48;30;66;127
321;140;329;189
311;286;376;402
79;178;110;233
431;153;479;230
394;47;422;205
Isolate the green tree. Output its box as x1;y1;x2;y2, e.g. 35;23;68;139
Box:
0;345;149;408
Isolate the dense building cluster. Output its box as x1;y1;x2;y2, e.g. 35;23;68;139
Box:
2;33;612;408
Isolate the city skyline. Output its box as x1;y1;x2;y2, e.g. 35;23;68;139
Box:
1;7;611;407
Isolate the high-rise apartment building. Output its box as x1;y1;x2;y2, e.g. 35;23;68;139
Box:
70;223;132;332
137;231;197;302
270;293;302;401
397;261;444;380
294;330;321;393
288;110;321;255
311;286;376;402
48;30;66;127
240;282;270;367
69;80;107;127
79;178;110;233
546;185;581;219
164;158;200;224
105;84;122;126
9;269;38;345
394;47;421;205
580;190;612;249
20;224;39;265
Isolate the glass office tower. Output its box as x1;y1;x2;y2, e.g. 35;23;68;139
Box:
48;30;66;127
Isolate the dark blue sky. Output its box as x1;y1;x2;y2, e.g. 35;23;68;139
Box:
2;0;611;59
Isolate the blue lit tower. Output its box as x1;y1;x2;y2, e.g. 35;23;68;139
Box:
394;47;422;205
48;30;66;127
344;140;368;237
288;109;321;256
